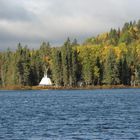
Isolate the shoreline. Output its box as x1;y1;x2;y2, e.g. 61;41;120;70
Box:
0;85;140;90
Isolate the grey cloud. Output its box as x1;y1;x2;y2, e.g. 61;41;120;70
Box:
0;0;140;49
0;27;46;50
0;0;35;21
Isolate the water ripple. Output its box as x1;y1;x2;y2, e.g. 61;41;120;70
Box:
0;89;140;139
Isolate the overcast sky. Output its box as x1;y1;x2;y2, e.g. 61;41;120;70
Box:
0;0;140;50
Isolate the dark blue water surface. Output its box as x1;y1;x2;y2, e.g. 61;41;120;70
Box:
0;89;140;140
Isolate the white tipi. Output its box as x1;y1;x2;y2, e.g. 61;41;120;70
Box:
39;73;52;86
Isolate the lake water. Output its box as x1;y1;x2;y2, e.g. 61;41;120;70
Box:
0;89;140;140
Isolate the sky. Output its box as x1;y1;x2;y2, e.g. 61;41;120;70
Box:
0;0;140;50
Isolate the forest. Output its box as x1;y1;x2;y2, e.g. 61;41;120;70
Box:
1;20;140;87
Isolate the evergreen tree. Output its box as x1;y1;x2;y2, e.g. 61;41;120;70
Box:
71;49;78;86
118;57;130;85
103;49;120;85
81;47;93;85
51;48;62;86
61;38;72;86
94;57;103;85
108;29;119;45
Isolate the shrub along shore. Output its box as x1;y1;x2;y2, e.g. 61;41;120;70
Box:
0;85;140;90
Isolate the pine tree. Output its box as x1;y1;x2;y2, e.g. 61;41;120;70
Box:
103;49;120;85
51;48;62;86
61;38;72;86
71;49;78;86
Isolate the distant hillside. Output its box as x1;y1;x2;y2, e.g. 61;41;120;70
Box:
84;20;140;46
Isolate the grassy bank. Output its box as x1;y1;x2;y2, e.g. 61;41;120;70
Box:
0;85;140;90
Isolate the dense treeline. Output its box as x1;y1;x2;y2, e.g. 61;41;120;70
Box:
1;20;140;87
